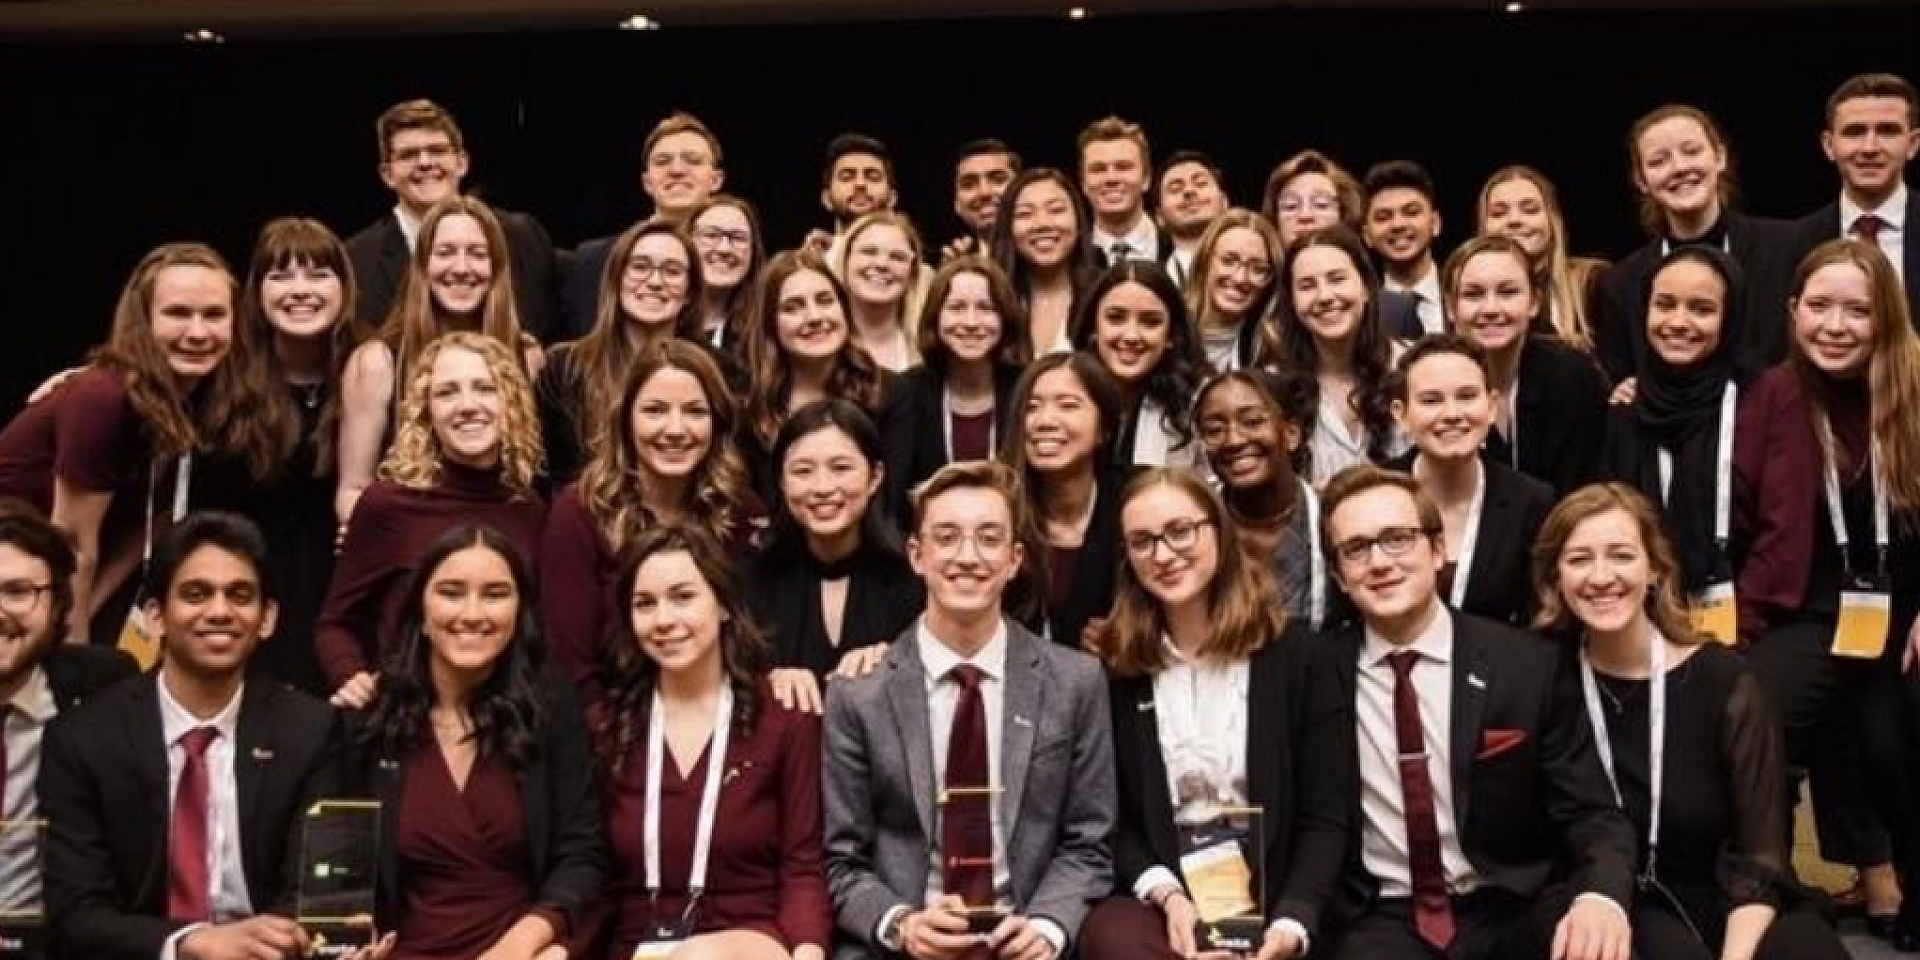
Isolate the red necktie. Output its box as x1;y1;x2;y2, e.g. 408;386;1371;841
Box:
168;726;220;922
942;665;995;908
1388;651;1456;951
1854;213;1885;245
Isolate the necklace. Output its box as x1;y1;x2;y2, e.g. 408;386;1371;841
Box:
291;380;324;410
1595;674;1645;716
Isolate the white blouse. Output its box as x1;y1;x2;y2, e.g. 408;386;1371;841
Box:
1153;637;1250;822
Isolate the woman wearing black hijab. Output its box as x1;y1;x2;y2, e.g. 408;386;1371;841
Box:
1598;245;1751;618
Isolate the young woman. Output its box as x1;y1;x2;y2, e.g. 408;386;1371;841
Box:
835;211;927;373
1079;469;1352;960
540;341;761;706
1476;166;1609;352
351;525;603;960
1186;209;1283;372
1000;352;1125;647
751;400;921;714
742;250;903;500
690;194;767;355
317;331;548;708
1389;335;1554;627
989;167;1101;357
1599;247;1753;619
1071;261;1204;470
1260;149;1363;248
338;196;540;526
594;522;830;960
1445;235;1609;497
1534;484;1849;960
1596;104;1800;383
0;242;281;643
1195;369;1331;628
886;255;1032;517
1271;226;1407;484
537;220;705;486
1733;239;1920;942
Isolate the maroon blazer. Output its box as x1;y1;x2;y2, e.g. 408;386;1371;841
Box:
1730;365;1820;642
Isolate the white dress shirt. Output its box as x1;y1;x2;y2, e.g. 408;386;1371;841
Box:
1843;182;1908;285
1094;215;1161;265
1129;398;1197;470
1354;606;1482;898
0;667;55;915
1308;403;1409;487
1385;265;1445;335
393;204;424;253
1169;247;1196;289
158;675;252;960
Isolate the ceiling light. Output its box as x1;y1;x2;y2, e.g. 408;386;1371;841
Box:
618;14;660;29
1067;6;1089;18
1504;2;1523;10
183;27;224;42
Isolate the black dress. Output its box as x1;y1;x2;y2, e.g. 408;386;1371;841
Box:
746;543;923;679
1566;644;1846;960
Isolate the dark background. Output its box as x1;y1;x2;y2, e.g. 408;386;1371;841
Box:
3;5;1917;409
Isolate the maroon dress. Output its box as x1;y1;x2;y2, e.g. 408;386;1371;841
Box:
392;749;538;960
602;689;830;959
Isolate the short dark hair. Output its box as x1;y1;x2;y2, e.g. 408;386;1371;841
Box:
1392;333;1491;401
146;511;270;599
1158;149;1222;192
956;138;1023;172
1826;72;1920;128
0;499;76;634
1363;160;1438;206
823;133;894;188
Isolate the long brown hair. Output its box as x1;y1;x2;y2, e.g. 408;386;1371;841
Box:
381;197;526;387
690;194;766;347
570;219;705;448
242;217;368;476
1530;482;1698;644
1098;469;1282;678
914;255;1033;382
1476;166;1604;352
1187;208;1283;336
743;250;885;447
380;331;543;497
578;341;758;558
1788;238;1920;526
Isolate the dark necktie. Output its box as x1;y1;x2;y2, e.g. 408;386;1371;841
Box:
1388;651;1455;951
168;726;220;922
1854;213;1886;245
1109;241;1133;264
942;664;994;909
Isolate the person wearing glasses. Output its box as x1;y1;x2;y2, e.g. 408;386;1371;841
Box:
822;459;1115;960
1186;210;1283;373
1078;469;1351;960
689;195;766;360
536;220;706;487
1315;465;1634;960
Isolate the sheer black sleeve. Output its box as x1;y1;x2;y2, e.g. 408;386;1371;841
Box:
1715;667;1791;908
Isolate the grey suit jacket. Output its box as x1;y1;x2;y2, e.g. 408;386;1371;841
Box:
823;618;1116;960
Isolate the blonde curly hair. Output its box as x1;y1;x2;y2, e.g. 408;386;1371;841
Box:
380;331;543;497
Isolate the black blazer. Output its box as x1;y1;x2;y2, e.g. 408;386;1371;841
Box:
345;207;563;343
881;365;1020;527
1107;622;1354;942
1480;336;1608;498
1034;465;1125;649
40;673;338;960
341;670;606;936
1322;611;1636;928
41;643;138;709
1794;191;1920;326
1096;222;1180;275
1377;289;1425;341
1385;456;1554;628
561;234;619;343
1595;212;1801;383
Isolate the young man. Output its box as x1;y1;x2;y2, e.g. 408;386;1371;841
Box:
561;112;726;337
1077;116;1172;270
1316;466;1634;960
1154;150;1229;286
824;461;1115;960
41;513;368;960
1799;72;1920;322
344;99;561;341
1363;161;1447;335
808;133;899;264
945;139;1023;258
0;503;137;960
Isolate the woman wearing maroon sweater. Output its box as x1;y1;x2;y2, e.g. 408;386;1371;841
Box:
319;330;548;707
591;521;829;960
1731;238;1920;942
539;340;761;706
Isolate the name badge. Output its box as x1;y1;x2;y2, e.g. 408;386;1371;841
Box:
1834;582;1891;659
1689;581;1738;646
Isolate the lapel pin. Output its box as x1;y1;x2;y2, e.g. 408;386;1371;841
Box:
1136;699;1156;712
378;759;399;771
251;747;274;761
1467;673;1486;690
1013;714;1033;728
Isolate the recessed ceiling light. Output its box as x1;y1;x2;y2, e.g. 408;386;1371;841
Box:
1503;2;1523;10
183;27;224;42
618;14;660;29
1067;6;1089;18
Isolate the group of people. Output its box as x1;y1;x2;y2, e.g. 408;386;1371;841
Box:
0;64;1917;960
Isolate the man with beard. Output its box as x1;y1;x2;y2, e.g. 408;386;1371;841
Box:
942;139;1023;260
1154;150;1229;287
1363;161;1447;335
0;501;135;960
807;133;899;267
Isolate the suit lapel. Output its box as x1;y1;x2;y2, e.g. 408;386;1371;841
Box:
377;215;409;302
999;628;1041;850
1466;469;1513;609
1245;644;1282;856
1448;614;1488;827
886;639;938;842
129;676;171;903
1123;674;1180;868
1905;192;1920;323
234;682;274;893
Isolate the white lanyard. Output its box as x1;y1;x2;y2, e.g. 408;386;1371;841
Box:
644;684;734;898
1654;383;1737;550
1580;630;1666;879
141;454;194;568
1817;419;1889;582
942;387;995;463
1446;464;1487;609
1300;480;1324;629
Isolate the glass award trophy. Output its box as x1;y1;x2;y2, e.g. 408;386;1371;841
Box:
937;783;1009;935
0;818;46;960
1179;806;1266;954
295;800;380;960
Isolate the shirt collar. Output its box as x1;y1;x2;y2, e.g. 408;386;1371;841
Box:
1095;215;1158;258
1386;263;1442;303
1844;182;1909;232
394;203;425;253
1361;601;1453;670
918;616;1009;685
157;671;244;747
6;665;55;725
